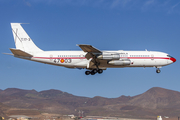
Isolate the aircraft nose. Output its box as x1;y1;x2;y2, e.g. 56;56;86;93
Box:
170;57;176;63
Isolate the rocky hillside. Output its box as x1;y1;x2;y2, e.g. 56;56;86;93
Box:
0;87;180;118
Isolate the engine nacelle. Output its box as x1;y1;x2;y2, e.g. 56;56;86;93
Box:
97;54;120;60
108;60;131;65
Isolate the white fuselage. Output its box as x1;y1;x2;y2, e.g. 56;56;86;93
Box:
29;50;174;69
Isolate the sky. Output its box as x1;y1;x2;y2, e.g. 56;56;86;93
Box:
0;0;180;98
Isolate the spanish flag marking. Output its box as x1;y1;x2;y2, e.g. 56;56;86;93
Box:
60;59;64;63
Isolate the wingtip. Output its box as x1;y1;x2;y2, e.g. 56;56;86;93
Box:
10;23;30;25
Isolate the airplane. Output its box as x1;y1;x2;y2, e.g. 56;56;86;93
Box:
7;23;176;75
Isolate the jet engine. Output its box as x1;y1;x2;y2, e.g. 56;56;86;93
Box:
108;60;131;65
97;54;120;60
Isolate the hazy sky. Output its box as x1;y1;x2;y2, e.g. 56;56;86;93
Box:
0;0;180;98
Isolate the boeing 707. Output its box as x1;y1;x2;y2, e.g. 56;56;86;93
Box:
8;23;176;75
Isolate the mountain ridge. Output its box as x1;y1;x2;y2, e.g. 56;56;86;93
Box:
0;87;180;118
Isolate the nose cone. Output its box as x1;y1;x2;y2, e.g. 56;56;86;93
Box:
170;57;176;63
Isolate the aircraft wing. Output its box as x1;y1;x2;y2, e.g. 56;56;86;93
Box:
78;44;104;69
78;44;102;60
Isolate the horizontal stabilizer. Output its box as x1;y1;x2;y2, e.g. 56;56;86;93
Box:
10;48;33;57
2;53;14;56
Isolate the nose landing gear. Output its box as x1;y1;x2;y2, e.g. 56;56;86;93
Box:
156;68;161;73
85;69;103;75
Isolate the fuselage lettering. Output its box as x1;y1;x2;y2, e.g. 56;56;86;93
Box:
53;58;71;64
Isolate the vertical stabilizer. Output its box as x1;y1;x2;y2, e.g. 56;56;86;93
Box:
11;23;43;53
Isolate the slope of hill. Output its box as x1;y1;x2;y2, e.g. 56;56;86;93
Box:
0;87;180;118
129;87;180;109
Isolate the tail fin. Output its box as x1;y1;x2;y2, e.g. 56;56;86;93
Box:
10;23;43;53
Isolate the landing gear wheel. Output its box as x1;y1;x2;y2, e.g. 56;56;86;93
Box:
156;68;161;73
85;71;91;75
91;71;95;75
97;69;103;74
92;69;98;73
85;69;103;75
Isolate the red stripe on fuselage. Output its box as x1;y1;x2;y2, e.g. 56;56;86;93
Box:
33;57;170;60
127;57;169;60
33;57;86;59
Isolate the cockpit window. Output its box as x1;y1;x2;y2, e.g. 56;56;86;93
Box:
167;55;173;58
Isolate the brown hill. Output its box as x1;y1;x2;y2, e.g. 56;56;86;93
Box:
0;87;180;118
129;87;180;109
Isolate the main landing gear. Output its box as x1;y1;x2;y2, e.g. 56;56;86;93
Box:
85;69;103;75
156;68;161;73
